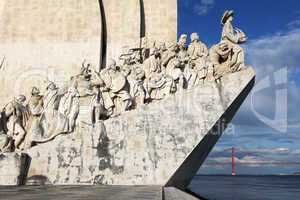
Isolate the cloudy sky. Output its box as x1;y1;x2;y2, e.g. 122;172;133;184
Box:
179;0;300;175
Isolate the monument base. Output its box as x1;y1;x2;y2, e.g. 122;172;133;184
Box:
0;153;30;186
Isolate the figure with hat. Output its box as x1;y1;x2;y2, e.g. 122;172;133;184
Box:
221;10;247;72
1;95;29;150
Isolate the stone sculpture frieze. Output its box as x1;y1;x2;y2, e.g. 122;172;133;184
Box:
0;10;249;152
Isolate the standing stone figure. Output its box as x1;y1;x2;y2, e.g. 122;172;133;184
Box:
221;10;247;72
23;87;44;149
43;82;61;137
58;85;80;133
187;33;209;86
178;34;187;52
1;95;29;150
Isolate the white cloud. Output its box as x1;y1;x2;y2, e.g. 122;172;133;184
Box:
233;27;300;132
193;0;215;16
288;18;300;29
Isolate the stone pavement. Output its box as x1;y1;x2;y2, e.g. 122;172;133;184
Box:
0;186;202;200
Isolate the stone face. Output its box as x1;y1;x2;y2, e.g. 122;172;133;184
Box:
102;0;141;64
143;0;178;46
25;68;255;186
0;0;102;106
0;153;29;185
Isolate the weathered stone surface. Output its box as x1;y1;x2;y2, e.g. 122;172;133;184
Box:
25;68;255;186
0;0;102;106
143;0;178;46
0;153;29;185
102;0;141;64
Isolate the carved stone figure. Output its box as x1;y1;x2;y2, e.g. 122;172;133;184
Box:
162;44;184;91
129;53;149;105
23;88;44;149
209;41;234;79
58;85;80;133
221;10;247;72
100;59;132;115
0;132;13;152
178;34;187;52
43;82;61;137
73;60;94;97
1;95;29;150
187;33;209;86
144;48;175;100
90;86;106;124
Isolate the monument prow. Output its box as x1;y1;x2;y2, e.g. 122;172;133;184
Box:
23;67;255;187
0;2;255;198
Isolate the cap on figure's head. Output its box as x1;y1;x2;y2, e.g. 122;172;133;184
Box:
107;58;117;70
31;87;40;96
46;81;58;90
190;33;200;42
16;95;26;103
221;10;234;25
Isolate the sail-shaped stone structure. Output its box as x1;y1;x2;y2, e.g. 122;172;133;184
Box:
0;2;255;199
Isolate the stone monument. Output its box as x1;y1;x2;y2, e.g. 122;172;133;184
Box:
0;1;254;198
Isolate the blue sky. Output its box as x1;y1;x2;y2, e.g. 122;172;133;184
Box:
178;0;300;175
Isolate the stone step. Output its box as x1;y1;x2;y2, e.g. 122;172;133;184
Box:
164;187;202;200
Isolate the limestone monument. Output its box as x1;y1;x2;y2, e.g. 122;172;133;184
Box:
0;1;254;198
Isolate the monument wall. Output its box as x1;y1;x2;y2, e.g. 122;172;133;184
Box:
0;0;178;107
102;0;141;65
143;0;178;46
0;0;103;107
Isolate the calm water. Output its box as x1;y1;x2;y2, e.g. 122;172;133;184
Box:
189;175;300;200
